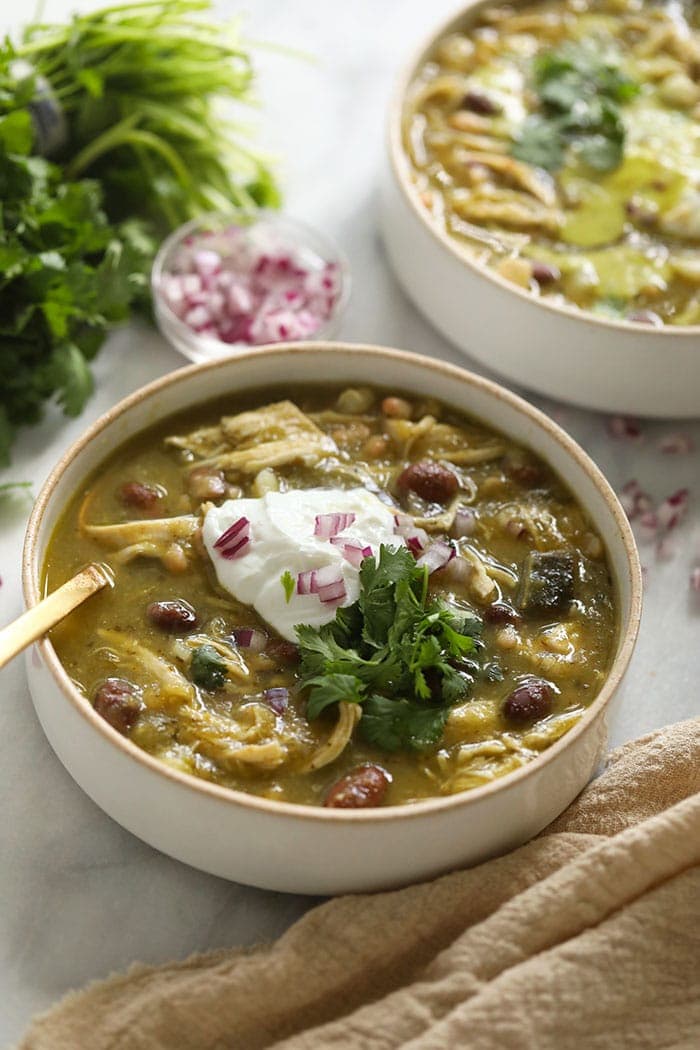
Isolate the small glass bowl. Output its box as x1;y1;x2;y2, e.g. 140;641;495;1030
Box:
151;212;351;362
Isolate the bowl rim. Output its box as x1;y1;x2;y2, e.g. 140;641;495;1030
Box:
150;210;352;357
386;0;700;340
22;341;643;824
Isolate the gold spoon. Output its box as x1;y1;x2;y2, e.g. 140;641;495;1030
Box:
0;563;112;671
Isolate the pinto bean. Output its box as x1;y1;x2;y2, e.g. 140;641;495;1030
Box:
461;89;501;115
502;679;554;724
146;599;198;632
504;457;543;488
531;261;560;286
397;460;458;503
483;601;521;626
119;481;163;509
93;678;141;733
265;639;300;665
324;765;391;809
187;466;226;501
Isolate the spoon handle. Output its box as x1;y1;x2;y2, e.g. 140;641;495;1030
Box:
0;563;112;671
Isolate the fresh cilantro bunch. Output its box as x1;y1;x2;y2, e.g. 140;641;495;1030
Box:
0;110;154;465
512;41;639;173
296;546;482;752
0;1;281;466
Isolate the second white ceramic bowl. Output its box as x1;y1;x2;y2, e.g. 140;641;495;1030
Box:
23;343;641;895
381;0;700;418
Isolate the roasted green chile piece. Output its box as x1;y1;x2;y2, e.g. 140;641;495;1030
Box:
517;550;576;615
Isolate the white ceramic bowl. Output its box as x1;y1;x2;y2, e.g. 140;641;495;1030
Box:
381;0;700;418
22;343;642;895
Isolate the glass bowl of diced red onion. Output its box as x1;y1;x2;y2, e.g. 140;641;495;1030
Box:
151;212;350;361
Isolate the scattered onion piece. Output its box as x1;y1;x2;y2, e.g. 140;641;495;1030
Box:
657;488;689;531
416;540;456;573
263;687;289;714
607;416;643;441
690;568;700;593
658;432;694;455
231;627;267;652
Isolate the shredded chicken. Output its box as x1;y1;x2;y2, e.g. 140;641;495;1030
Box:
411;492;463;533
80;501;198;556
180;705;288;771
385;415;437;458
304;702;361;772
96;630;195;704
453;151;557;207
453;193;564;236
166;401;336;475
459;547;498;601
171;635;250;681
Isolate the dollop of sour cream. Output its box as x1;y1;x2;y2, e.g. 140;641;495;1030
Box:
202;488;402;641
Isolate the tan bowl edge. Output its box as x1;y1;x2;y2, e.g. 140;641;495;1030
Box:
22;342;643;825
387;0;700;341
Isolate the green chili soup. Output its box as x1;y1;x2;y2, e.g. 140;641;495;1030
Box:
404;0;700;325
44;384;617;808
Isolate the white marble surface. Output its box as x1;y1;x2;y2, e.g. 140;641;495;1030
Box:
1;1;699;1044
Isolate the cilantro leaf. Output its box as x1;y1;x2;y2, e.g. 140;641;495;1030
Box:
305;673;364;719
361;695;450;752
512;116;565;171
511;41;638;174
190;645;227;691
280;570;295;604
296;545;482;753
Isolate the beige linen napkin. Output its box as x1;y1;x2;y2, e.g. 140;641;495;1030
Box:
20;718;700;1050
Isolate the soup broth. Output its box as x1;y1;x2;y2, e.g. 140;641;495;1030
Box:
45;384;617;807
403;0;700;326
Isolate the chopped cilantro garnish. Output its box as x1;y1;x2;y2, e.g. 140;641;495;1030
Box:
511;41;639;173
280;570;295;604
190;644;227;691
296;545;482;752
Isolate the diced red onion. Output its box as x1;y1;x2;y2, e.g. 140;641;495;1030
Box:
214;517;251;559
231;627;267;652
193;249;221;278
214;517;249;549
405;535;425;555
329;538;372;567
218;535;250;559
659;432;694;455
318;579;347;604
439;556;473;586
314;512;356;538
416;540;456;573
184;305;212;331
607;416;643;442
619;480;653;521
637;510;658;543
690;568;700;593
657;488;689;531
297;564;344;596
452;507;477;538
296;569;314;595
263;687;289;714
393;513;414;536
505;518;529;539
